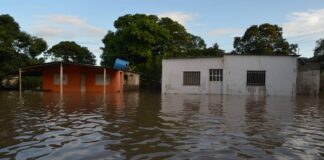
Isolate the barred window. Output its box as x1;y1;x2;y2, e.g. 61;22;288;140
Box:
209;69;223;81
247;71;266;86
183;71;200;86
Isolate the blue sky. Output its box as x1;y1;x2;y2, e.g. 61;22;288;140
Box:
1;0;324;63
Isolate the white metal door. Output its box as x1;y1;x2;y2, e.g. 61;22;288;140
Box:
208;69;223;94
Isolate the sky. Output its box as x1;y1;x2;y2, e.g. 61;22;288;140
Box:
1;0;324;64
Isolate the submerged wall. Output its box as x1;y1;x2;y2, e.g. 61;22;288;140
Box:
297;63;320;95
321;72;324;91
162;55;298;96
162;57;223;94
223;55;298;96
42;66;123;92
124;72;140;91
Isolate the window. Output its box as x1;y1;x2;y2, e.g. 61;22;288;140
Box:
183;71;200;86
95;74;110;85
53;74;68;85
209;69;223;81
247;71;266;86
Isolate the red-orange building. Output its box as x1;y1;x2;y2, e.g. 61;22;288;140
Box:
21;62;124;93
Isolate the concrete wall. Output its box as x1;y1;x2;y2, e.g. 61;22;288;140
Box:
162;55;298;96
297;63;320;95
321;72;324;91
162;58;223;94
223;55;297;96
124;72;140;91
42;66;123;92
297;71;320;95
1;76;18;89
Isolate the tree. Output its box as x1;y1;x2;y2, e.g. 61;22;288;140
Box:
233;23;298;55
184;43;225;58
13;32;47;59
100;14;212;88
0;14;47;81
46;41;96;65
0;14;20;65
314;39;324;62
29;37;47;59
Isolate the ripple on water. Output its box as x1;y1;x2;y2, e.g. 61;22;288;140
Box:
0;92;324;159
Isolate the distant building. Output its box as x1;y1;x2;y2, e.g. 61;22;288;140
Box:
123;71;140;91
21;62;124;93
162;55;301;96
1;76;18;89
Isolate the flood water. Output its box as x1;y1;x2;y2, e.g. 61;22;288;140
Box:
0;91;323;160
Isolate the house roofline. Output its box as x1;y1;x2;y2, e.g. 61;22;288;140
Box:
224;54;300;57
19;62;121;76
163;56;223;60
163;54;300;60
21;62;117;70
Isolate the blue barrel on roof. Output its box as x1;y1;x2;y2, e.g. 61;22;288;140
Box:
113;58;129;70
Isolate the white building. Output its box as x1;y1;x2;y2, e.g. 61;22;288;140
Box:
124;71;140;91
162;55;298;96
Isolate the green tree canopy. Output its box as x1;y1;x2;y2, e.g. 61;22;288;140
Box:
13;32;47;59
29;36;47;59
46;41;96;65
314;38;324;62
188;43;225;57
233;23;298;55
101;14;221;87
0;14;47;80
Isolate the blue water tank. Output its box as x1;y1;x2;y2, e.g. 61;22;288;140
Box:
113;58;129;70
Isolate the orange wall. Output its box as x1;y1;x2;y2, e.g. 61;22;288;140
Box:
85;68;122;92
119;71;124;92
42;65;123;93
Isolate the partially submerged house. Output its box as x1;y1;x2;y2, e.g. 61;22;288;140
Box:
1;76;19;89
20;62;124;93
162;55;301;96
123;71;140;91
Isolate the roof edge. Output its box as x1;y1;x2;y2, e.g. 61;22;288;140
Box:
21;62;117;71
163;54;300;60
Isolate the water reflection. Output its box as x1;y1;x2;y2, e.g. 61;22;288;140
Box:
0;91;323;159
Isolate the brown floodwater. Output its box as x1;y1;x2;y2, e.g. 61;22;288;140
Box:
0;91;323;160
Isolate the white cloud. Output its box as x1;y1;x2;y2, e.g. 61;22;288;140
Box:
32;14;106;39
30;14;107;65
158;12;194;25
203;9;324;57
283;9;324;41
206;28;243;37
206;8;324;41
35;27;69;38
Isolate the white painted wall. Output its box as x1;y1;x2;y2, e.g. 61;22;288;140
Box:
162;58;223;94
162;55;298;96
124;72;140;85
223;55;298;96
